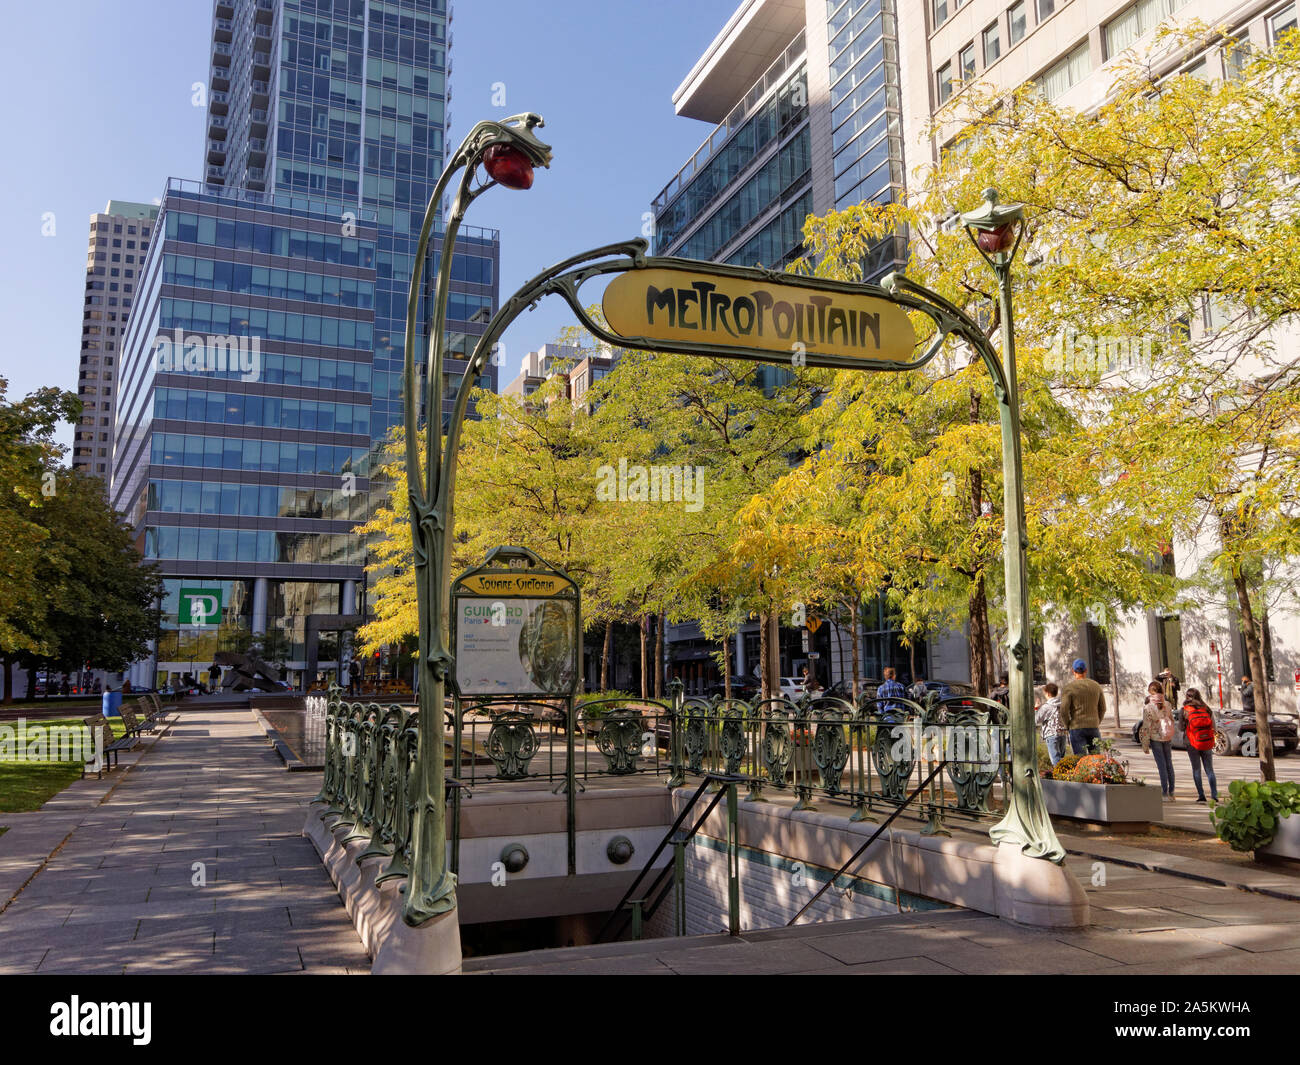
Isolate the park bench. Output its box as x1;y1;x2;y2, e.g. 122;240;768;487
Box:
80;714;136;779
138;691;176;729
119;703;150;739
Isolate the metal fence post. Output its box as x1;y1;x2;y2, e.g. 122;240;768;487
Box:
673;833;687;936
727;780;740;935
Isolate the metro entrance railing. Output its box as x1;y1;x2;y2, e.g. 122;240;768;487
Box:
311;681;1013;907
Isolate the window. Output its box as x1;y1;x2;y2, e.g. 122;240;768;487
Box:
1008;0;1027;43
934;0;948;24
1272;4;1297;42
1039;41;1091;101
1105;0;1190;58
983;21;1001;65
937;61;953;103
961;42;976;80
1037;0;1054;18
1224;34;1251;79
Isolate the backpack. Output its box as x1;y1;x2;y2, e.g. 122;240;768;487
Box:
1184;705;1216;751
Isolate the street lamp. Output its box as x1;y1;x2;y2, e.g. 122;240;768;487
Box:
401;113;551;931
956;188;1062;861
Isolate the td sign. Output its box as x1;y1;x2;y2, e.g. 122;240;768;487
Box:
179;588;223;626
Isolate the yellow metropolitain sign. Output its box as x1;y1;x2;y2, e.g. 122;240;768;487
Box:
602;266;916;363
457;572;572;597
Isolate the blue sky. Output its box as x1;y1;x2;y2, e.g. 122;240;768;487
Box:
0;0;741;452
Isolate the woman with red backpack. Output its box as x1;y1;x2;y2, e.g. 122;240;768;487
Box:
1178;688;1219;803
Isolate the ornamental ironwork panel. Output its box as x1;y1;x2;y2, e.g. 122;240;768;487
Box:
594;709;644;775
486;710;540;780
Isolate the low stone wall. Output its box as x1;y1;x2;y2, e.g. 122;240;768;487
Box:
304;807;461;975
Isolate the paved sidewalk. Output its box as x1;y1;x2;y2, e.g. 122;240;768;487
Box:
1100;733;1300;834
0;709;368;975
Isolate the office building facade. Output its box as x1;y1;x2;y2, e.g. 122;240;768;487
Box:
111;0;499;687
74;202;159;481
651;0;953;693
903;0;1300;716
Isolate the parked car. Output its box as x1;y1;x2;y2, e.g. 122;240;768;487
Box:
821;679;881;703
912;680;978;707
703;675;760;701
1129;706;1298;756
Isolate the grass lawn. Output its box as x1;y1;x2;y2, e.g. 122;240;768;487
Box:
0;716;128;814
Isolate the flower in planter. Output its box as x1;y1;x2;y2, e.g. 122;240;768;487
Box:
1067;753;1129;785
1041;748;1135;784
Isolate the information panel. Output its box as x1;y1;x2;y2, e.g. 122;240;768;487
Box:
450;547;581;698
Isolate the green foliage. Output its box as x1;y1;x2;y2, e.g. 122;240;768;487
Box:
1210;779;1300;853
0;379;162;687
577;690;637;718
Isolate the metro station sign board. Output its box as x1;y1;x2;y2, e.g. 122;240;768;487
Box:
602;266;916;366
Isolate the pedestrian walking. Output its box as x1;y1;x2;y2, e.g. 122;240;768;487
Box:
1158;668;1181;708
1061;658;1106;754
1034;682;1068;766
801;666;822;698
1139;681;1177;799
990;672;1010;709
877;667;906;723
207;662;221;694
1179;688;1219;803
1241;675;1255;715
347;657;361;697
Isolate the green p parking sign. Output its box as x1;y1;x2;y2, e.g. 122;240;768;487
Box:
179;587;223;626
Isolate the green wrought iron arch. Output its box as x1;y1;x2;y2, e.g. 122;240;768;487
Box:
399;112;1062;929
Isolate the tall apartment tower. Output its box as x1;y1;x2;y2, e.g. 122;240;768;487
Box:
74;202;159;481
111;0;499;688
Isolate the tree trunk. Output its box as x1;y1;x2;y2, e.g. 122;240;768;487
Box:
758;610;776;703
639;616;648;700
1108;634;1121;727
600;622;612;691
1231;568;1276;782
832;607;846;693
851;594;861;700
968;574;994;697
722;636;732;700
766;610;781;702
967;388;994;697
654;610;665;699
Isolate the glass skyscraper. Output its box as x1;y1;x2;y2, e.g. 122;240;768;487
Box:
111;0;499;688
653;0;905;279
649;0;911;694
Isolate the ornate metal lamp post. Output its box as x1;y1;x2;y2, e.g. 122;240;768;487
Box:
957;188;1063;861
401;114;553;927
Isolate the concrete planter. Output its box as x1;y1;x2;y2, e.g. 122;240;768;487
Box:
1041;777;1163;826
1258;812;1300;862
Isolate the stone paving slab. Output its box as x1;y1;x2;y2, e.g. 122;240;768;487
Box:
0;709;368;976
